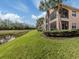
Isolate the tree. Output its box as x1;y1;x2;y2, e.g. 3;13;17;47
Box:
0;19;30;30
39;0;67;31
36;17;44;31
39;0;51;31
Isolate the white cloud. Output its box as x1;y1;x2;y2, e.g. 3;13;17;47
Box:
0;12;23;23
10;0;29;13
32;0;41;9
38;12;46;18
32;12;46;20
32;15;37;20
15;3;28;13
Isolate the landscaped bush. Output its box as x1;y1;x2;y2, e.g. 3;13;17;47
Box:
44;30;79;37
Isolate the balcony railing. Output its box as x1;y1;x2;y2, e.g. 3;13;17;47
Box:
61;18;69;21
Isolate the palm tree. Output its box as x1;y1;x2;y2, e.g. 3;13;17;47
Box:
39;0;54;31
39;0;67;31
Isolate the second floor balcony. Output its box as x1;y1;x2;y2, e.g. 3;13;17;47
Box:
49;8;69;21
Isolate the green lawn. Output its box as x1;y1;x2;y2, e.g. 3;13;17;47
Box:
0;30;79;59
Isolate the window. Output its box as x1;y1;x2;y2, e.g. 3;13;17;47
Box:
61;8;69;18
72;11;76;17
62;21;69;29
72;23;76;29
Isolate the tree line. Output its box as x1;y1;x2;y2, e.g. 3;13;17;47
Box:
0;19;35;30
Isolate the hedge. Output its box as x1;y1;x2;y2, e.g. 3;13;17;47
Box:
44;30;79;37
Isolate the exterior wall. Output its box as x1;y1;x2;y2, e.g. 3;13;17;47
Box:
43;19;46;31
44;6;79;31
44;9;56;31
50;21;56;30
68;9;79;30
48;12;58;31
43;18;57;31
58;6;79;30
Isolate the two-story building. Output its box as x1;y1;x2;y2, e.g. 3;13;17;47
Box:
43;4;79;31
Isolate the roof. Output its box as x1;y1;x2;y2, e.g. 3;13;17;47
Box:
62;4;79;11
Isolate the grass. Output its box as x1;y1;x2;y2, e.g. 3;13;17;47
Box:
0;30;79;59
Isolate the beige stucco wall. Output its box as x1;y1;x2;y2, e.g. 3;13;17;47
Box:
44;6;79;31
68;8;79;30
59;6;79;30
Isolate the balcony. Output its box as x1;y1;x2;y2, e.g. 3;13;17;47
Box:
49;11;56;20
45;8;69;23
60;8;69;20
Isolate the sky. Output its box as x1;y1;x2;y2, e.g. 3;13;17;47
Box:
0;0;79;26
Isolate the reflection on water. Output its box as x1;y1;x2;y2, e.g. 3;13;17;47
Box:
0;35;15;44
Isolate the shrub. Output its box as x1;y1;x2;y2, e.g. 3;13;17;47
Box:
44;30;79;37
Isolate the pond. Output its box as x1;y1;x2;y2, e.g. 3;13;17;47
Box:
0;35;15;44
0;30;29;44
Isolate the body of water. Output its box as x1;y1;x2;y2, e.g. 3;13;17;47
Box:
0;35;15;44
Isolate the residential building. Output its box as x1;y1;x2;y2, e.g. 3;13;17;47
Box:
43;4;79;31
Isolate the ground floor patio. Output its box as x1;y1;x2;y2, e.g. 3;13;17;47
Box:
46;21;70;31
